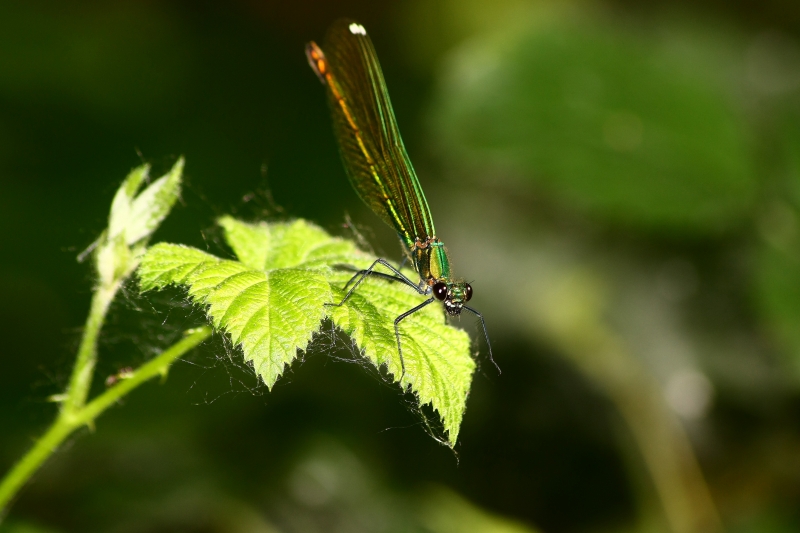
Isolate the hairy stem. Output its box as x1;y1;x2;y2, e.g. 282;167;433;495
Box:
0;326;212;516
62;282;119;417
77;327;212;424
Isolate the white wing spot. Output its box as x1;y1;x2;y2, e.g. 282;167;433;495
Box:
349;23;366;35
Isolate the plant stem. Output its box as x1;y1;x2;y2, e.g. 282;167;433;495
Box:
77;327;212;425
62;283;119;418
0;326;212;515
0;420;73;520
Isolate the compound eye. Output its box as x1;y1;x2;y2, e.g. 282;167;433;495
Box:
432;281;448;301
464;283;473;302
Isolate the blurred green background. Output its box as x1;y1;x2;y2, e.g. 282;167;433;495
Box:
2;0;800;531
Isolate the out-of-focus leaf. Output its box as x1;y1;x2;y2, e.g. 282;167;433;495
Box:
754;233;800;369
781;107;800;210
0;521;63;533
418;486;540;533
754;104;800;370
431;14;756;233
138;218;475;444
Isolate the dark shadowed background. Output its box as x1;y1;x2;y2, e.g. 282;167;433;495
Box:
2;1;800;532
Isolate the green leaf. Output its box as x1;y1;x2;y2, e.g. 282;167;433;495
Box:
125;157;183;245
93;158;184;287
108;163;149;240
327;269;473;442
138;218;476;444
107;158;183;245
217;215;271;270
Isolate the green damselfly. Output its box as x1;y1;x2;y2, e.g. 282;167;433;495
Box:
306;19;497;377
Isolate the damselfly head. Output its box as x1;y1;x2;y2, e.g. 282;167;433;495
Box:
433;280;473;316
